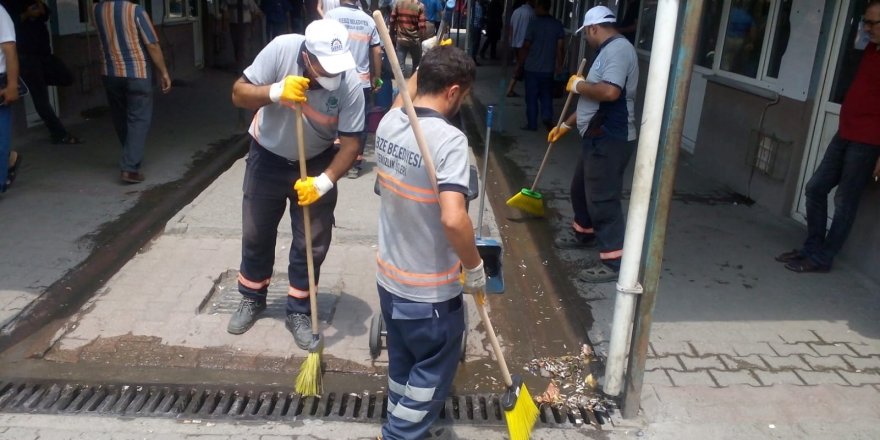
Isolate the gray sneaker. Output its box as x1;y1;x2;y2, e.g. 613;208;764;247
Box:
554;232;597;250
227;297;266;334
286;313;314;350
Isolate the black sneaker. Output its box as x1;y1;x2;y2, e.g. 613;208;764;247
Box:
286;313;314;350
554;232;597;249
227;297;266;334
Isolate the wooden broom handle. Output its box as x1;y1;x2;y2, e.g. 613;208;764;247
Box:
529;58;588;192
295;105;321;335
475;291;514;387
373;10;439;196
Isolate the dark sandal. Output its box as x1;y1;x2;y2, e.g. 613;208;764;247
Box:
578;261;619;283
7;152;21;187
784;259;830;273
775;249;804;263
52;135;82;145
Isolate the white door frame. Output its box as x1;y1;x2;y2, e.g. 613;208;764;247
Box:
792;0;850;223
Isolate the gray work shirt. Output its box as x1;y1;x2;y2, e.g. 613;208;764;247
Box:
575;35;639;141
243;34;365;161
375;107;471;303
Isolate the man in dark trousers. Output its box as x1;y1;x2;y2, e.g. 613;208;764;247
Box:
547;6;638;283
776;1;880;273
374;45;483;439
227;19;364;350
13;0;80;144
519;0;563;131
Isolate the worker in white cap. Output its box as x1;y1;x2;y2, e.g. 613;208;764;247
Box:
547;5;639;283
228;19;365;350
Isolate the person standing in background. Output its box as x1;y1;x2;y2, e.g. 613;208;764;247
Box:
468;0;484;65
479;0;502;60
0;3;21;193
423;0;442;37
261;0;292;40
14;0;81;145
390;0;426;74
505;0;534;97
93;0;172;184
775;1;880;274
222;0;262;74
519;0;563;131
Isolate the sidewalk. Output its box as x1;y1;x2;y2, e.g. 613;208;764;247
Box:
467;62;880;438
0;69;247;333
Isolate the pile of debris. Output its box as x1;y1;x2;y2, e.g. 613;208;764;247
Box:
525;344;612;417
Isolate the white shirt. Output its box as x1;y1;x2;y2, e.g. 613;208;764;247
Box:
0;5;15;74
509;3;534;48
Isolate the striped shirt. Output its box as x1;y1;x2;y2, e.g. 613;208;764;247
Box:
390;0;425;43
93;0;159;79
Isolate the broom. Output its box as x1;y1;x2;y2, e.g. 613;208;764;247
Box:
506;58;588;217
293;104;323;397
372;10;538;438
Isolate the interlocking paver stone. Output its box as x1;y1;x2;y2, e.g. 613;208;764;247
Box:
719;355;768;370
650;341;694;356
769;342;817;356
753;370;805;386
667;370;716;387
802;355;852;371
710;370;761;387
846;343;880;357
689;341;735;356
761;355;812;371
732;342;776;356
809;343;858;357
842;355;880;371
646;356;684;371
679;355;725;371
643;369;673;386
838;371;880;386
796;370;848;386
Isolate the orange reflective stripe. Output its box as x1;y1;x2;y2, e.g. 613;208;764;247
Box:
238;273;271;290
349;31;371;42
288;286;310;299
378;178;438;204
600;250;623;260
572;222;594;234
377;170;435;196
376;255;460;287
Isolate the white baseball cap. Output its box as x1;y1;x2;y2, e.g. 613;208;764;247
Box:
576;6;617;32
304;19;356;75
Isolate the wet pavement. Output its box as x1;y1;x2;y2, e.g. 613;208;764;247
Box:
2;56;880;439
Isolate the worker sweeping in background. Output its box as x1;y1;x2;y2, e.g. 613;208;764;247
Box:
374;45;484;439
547;6;638;283
227;19;365;350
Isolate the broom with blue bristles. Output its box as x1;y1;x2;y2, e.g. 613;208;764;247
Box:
506;58;588;217
371;10;539;439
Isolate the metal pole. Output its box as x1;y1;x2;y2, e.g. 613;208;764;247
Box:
620;0;704;418
602;0;679;397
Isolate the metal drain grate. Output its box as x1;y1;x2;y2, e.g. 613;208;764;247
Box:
0;380;608;428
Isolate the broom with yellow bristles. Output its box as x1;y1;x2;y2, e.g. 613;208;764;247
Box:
293;103;323;397
371;10;539;438
506;58;588;217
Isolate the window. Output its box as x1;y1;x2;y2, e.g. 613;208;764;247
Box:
166;0;199;21
696;0;724;68
719;0;771;78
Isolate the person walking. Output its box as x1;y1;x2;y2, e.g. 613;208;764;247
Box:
222;0;262;73
93;0;172;184
479;0;502;60
547;6;638;283
226;19;365;350
0;3;21;193
504;0;534;97
390;0;426;74
468;0;484;65
325;0;381;178
519;0;563;131
776;1;880;273
374;45;484;440
14;0;80;145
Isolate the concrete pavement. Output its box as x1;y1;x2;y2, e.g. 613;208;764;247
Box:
2;56;880;439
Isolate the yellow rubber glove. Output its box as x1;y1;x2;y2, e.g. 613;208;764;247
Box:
439;38;453;47
548;122;572;143
294;173;334;206
269;75;310;104
565;74;585;94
